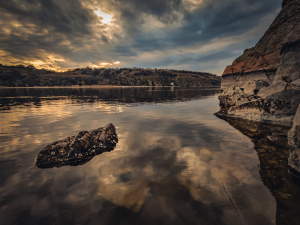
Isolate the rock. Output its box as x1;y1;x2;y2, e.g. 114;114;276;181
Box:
257;80;287;97
275;40;300;83
221;0;300;90
217;0;300;126
218;88;300;126
287;79;300;89
35;123;118;168
242;80;269;95
218;85;249;109
288;104;300;174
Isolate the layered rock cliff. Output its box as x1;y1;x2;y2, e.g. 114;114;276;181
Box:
216;0;300;127
222;0;300;90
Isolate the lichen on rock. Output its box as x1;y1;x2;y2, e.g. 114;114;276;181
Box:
35;123;118;168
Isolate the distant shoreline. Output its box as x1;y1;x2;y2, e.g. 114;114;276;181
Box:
0;85;221;89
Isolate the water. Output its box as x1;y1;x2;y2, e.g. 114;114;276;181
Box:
0;87;299;225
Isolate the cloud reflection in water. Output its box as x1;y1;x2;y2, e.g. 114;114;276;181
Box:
0;87;296;225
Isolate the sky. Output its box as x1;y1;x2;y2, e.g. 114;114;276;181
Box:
0;0;283;75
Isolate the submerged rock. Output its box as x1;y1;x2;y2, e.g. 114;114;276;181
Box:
288;104;300;174
35;123;118;168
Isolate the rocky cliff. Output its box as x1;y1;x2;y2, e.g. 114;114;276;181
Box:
216;0;300;127
222;0;300;90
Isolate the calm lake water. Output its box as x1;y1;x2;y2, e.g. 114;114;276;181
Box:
0;87;299;225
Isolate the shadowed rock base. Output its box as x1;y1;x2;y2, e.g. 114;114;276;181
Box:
35;123;118;168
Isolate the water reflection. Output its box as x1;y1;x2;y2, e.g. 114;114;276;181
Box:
0;87;221;110
0;87;299;225
216;116;300;225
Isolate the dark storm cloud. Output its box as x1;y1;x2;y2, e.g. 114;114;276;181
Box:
126;0;282;52
0;0;283;72
0;0;94;35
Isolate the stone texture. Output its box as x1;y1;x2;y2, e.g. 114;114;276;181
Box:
217;0;300;126
218;85;249;109
288;104;300;173
257;80;287;97
217;88;300;126
242;80;269;95
35;123;118;168
288;79;300;89
222;0;300;89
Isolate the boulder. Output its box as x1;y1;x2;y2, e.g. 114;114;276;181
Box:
288;104;300;174
35;123;118;168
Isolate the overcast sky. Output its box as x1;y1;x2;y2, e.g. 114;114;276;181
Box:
0;0;282;74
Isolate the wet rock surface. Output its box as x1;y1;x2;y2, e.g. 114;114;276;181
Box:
216;115;300;225
35;123;118;168
217;0;300;126
288;104;300;174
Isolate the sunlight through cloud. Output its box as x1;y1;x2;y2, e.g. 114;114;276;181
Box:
94;9;112;24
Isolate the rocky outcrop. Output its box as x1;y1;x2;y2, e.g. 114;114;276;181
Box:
222;0;300;89
217;0;300;126
288;104;300;175
35;123;118;168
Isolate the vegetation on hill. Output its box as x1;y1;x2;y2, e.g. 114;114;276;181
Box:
0;64;221;87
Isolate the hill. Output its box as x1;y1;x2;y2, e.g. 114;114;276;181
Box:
0;65;220;87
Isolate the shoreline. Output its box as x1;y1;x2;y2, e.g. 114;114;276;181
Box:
0;85;221;89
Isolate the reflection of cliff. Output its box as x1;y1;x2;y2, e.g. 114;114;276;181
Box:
0;87;221;110
216;115;300;225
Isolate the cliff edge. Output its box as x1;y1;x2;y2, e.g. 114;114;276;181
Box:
216;0;300;127
222;0;300;90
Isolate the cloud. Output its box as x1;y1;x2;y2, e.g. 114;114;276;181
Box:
0;0;282;74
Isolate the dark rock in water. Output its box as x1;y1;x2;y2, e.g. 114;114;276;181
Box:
288;104;300;174
35;123;118;168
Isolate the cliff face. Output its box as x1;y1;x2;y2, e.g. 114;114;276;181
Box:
222;0;300;90
217;0;300;127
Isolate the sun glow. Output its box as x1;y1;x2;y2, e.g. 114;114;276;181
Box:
94;9;113;24
89;61;121;68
